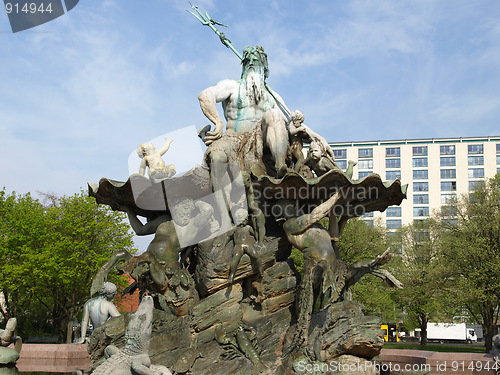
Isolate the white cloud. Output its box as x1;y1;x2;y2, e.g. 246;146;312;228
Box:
432;95;500;123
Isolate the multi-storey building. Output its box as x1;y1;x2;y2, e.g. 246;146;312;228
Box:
325;136;500;231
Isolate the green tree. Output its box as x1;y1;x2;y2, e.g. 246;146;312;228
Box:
0;190;135;342
0;190;47;322
393;219;446;345
439;174;500;352
338;218;401;323
337;218;388;263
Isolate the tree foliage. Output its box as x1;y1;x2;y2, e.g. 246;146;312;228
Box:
337;218;388;263
0;189;135;342
337;218;402;323
392;219;447;345
439;174;500;352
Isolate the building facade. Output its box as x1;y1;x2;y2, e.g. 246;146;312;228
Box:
325;136;500;231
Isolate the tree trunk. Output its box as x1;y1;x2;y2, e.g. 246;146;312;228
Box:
66;297;76;344
66;317;74;343
419;314;428;346
482;300;495;353
53;304;64;342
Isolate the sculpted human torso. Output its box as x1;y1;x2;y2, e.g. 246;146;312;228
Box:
145;154;166;171
87;297;108;327
85;294;120;328
206;77;276;135
233;225;254;246
221;82;276;133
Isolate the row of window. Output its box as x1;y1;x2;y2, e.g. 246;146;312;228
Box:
413;170;428;179
441;181;457;191
364;193;494;226
469;168;484;178
386;207;401;217
439;156;484;166
410;168;485;180
334;144;497;183
332;143;499;161
441;169;456;179
386;207;428;218
362;204;438;217
360;169;482;181
414;194;428;204
413;193;456;204
333;149;347;159
386;219;402;230
413;158;428;167
414;207;429;217
386;158;400;168
361;205;441;225
362;203;453;224
360;169;486;180
468;144;483;154
391;144;483;157
386;170;401;180
413;181;460;192
468;156;484;165
444;144;485;155
469;180;484;190
443;169;484;178
358;159;373;169
362;162;500;230
409;144;488;156
440;145;454;155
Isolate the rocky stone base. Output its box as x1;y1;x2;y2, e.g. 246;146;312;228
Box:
86;256;384;374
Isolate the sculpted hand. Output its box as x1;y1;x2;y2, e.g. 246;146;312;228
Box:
203;130;223;145
202;122;224;145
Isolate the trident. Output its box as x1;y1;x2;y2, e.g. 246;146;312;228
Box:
187;3;291;120
187;3;243;60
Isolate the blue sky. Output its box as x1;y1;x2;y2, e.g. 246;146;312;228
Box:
1;0;499;199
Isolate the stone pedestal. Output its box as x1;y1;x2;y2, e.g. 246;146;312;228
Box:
16;344;91;373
